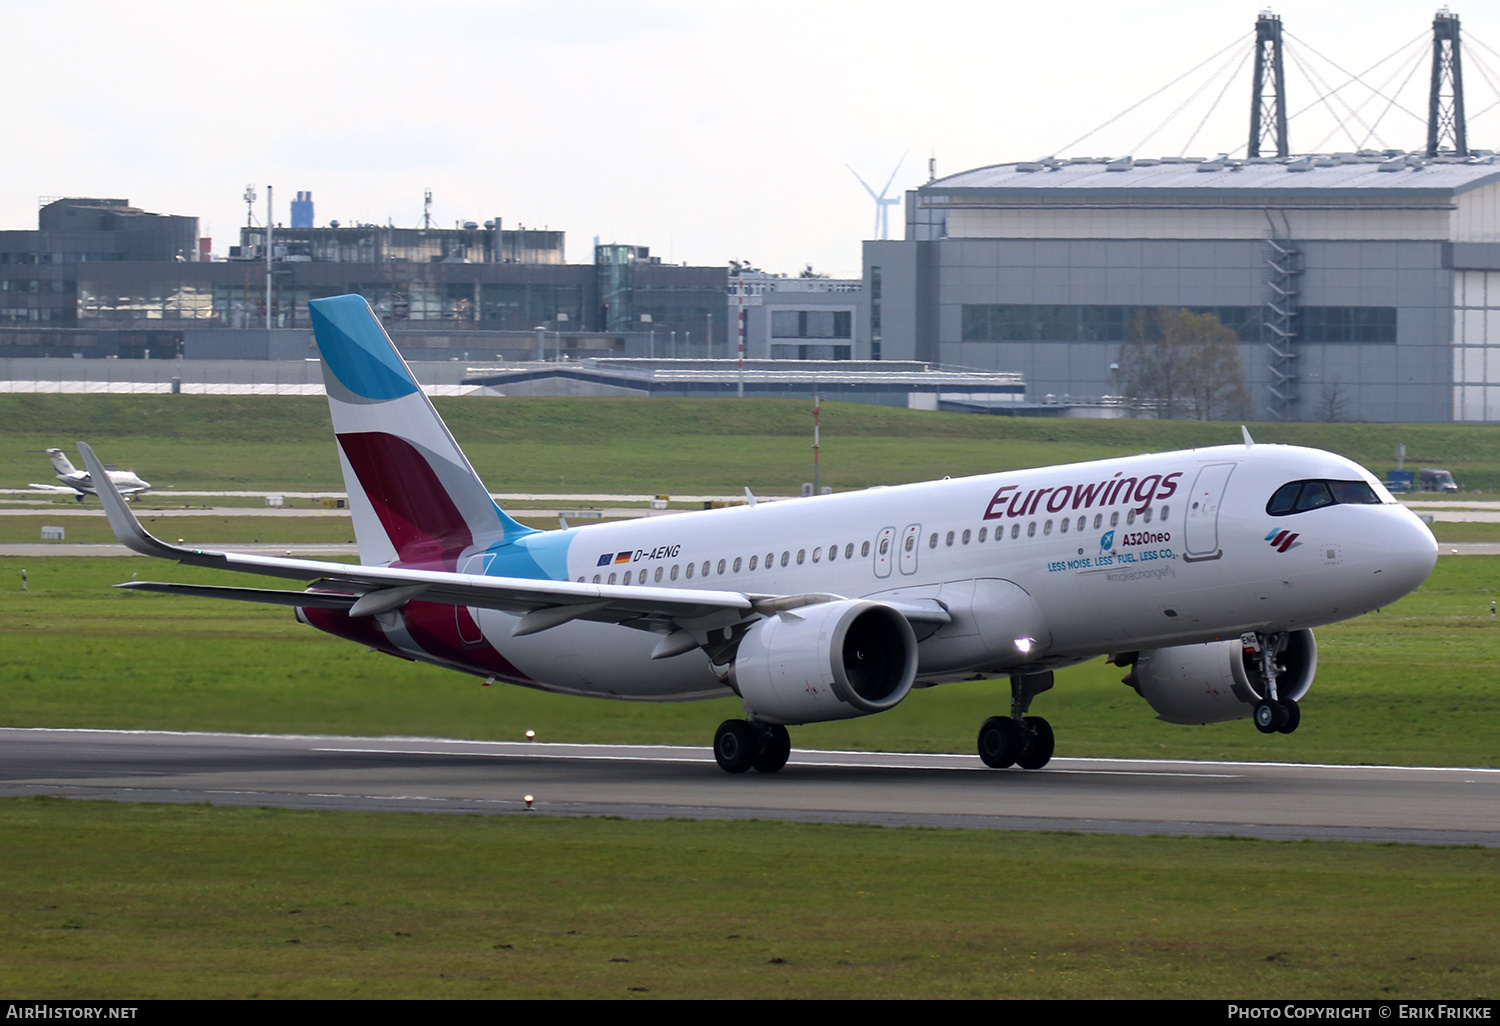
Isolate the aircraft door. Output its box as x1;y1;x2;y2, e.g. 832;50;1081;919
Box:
899;523;921;575
456;552;492;644
1183;462;1236;562
873;527;895;578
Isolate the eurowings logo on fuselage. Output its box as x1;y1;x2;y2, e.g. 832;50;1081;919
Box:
1266;529;1301;552
983;471;1184;520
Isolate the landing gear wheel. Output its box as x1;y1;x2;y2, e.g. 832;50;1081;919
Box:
1253;701;1288;734
752;724;791;774
1276;698;1301;735
713;720;757;774
1016;716;1054;770
978;716;1024;769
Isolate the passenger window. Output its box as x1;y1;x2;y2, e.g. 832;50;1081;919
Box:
945;531;955;546
1142;507;1152;523
962;529;971;544
702;561;710;576
1126;510;1136;526
978;527;987;542
1044;519;1053;535
1110;511;1119;527
1076;516;1085;532
1160;505;1170;520
734;557;743;572
1093;514;1102;529
812;547;821;563
781;551;790;567
608;573;617;584
670;565;679;580
929;533;938;549
845;543;854;559
879;538;889;555
685;563;694;579
749;555;758;570
1011;523;1020;539
1027;522;1036;537
1060;518;1069;534
624;570;633;584
796;549;805;565
861;541;869;557
767;552;774;567
655;566;664;583
717;559;726;574
592;574;601;583
904;535;914;552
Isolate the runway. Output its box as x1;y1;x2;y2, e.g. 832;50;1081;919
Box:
2;727;1496;846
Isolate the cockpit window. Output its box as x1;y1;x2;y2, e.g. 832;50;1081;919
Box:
1267;479;1382;516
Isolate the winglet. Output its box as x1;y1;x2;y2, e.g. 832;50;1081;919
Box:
744;487;757;509
76;442;188;560
1241;426;1255;448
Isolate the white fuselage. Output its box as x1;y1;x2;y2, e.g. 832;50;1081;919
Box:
59;469;150;496
445;443;1436;701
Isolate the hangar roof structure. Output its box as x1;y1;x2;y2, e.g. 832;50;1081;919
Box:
928;153;1500;201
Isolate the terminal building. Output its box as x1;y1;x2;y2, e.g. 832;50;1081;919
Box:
0;196;731;363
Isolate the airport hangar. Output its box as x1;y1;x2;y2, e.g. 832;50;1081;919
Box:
863;151;1500;423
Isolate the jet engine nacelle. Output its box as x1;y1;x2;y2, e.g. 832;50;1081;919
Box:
1126;629;1317;725
729;600;919;725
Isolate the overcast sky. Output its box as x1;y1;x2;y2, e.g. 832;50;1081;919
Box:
5;0;1498;277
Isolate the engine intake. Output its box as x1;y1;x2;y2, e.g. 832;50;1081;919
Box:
1125;629;1317;725
730;600;919;725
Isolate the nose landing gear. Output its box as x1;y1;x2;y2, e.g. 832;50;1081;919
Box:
1246;631;1301;735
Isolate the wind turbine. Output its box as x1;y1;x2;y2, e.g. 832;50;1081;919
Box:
847;153;906;240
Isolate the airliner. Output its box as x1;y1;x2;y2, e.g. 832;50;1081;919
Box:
81;294;1439;774
31;447;151;501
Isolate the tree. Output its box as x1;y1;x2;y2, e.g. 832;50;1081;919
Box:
1116;308;1249;420
1316;380;1350;423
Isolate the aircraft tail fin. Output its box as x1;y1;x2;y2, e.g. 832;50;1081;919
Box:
307;295;534;569
46;448;77;476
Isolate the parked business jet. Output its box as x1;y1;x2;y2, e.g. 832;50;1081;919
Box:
81;295;1439;774
31;447;151;501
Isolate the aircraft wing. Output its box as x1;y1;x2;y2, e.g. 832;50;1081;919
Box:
79;443;954;644
28;483;82;493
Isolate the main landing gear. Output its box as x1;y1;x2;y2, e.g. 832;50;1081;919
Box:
713;720;792;774
977;671;1055;770
1245;631;1301;735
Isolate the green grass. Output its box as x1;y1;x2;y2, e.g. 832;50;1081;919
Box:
7;394;1500;493
3;555;1496;766
2;798;1494;999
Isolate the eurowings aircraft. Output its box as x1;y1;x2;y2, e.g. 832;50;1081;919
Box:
31;447;151;501
82;294;1439;774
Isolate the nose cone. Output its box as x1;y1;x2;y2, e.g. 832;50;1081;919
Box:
1365;507;1438;608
